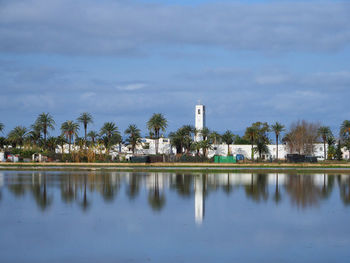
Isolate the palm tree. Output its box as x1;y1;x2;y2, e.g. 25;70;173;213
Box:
87;131;99;145
27;123;42;147
61;121;79;153
46;137;58;152
222;130;235;156
244;126;258;160
77;112;93;142
271;122;285;160
340;120;350;159
0;122;4;134
199;139;212;157
209;131;221;145
147;113;167;154
318;126;332;160
200;127;210;140
35;113;55;148
56;135;66;155
125;124;141;154
7;126;28;148
100;122;119;153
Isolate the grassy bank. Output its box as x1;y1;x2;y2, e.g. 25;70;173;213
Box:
1;162;350;174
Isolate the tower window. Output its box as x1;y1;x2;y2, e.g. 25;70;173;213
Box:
198;109;200;114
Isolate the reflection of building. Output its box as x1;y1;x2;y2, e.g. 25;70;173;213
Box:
194;175;205;225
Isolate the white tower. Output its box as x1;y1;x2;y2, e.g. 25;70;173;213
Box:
195;103;206;142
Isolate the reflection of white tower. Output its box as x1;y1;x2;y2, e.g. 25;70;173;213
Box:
194;175;205;225
195;103;206;142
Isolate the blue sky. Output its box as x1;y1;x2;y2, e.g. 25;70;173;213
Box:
0;0;349;137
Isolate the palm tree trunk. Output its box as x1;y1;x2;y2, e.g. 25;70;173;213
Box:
251;143;254;161
227;144;230;156
276;135;279;160
44;130;47;149
69;135;71;154
324;140;326;160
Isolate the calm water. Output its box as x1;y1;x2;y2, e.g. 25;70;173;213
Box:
1;171;350;263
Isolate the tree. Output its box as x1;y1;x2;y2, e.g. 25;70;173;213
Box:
222;130;235;156
61;121;79;153
327;136;336;160
244;126;258;160
28;123;42;147
318;126;332;160
46;137;58;152
7;126;28;148
271;122;285;160
87;131;99;145
100;122;119;154
147;113;167;154
245;122;270;160
56;135;67;155
199;139;212;157
283;120;320;155
0;122;4;134
209;131;221;145
77;112;93;143
125;124;141;154
335;140;343;161
169;125;195;154
200;127;210;141
35;113;55;148
247;122;270;160
340;120;350;160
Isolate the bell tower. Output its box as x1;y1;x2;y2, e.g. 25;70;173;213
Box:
195;102;206;142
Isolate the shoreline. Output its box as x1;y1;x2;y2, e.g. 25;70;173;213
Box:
1;162;350;173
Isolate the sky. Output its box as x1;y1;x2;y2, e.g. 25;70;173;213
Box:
0;0;349;138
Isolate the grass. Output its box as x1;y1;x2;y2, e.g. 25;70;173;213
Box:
1;161;350;174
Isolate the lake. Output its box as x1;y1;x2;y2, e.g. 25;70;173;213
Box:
0;171;350;263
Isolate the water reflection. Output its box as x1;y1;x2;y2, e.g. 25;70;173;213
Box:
1;172;350;222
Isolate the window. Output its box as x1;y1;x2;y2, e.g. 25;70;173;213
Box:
198;109;200;114
320;147;323;151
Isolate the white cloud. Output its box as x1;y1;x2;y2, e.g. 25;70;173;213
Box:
115;83;147;91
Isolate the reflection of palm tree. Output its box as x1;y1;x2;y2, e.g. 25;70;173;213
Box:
148;173;166;211
171;174;193;198
102;174;119;202
321;174;334;199
79;175;91;211
61;175;76;203
244;174;268;202
126;173;141;200
222;173;233;195
32;175;53;211
338;175;350;205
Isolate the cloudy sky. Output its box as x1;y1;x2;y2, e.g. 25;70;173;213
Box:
0;0;349;137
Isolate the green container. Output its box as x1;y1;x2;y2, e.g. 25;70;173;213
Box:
214;155;236;163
